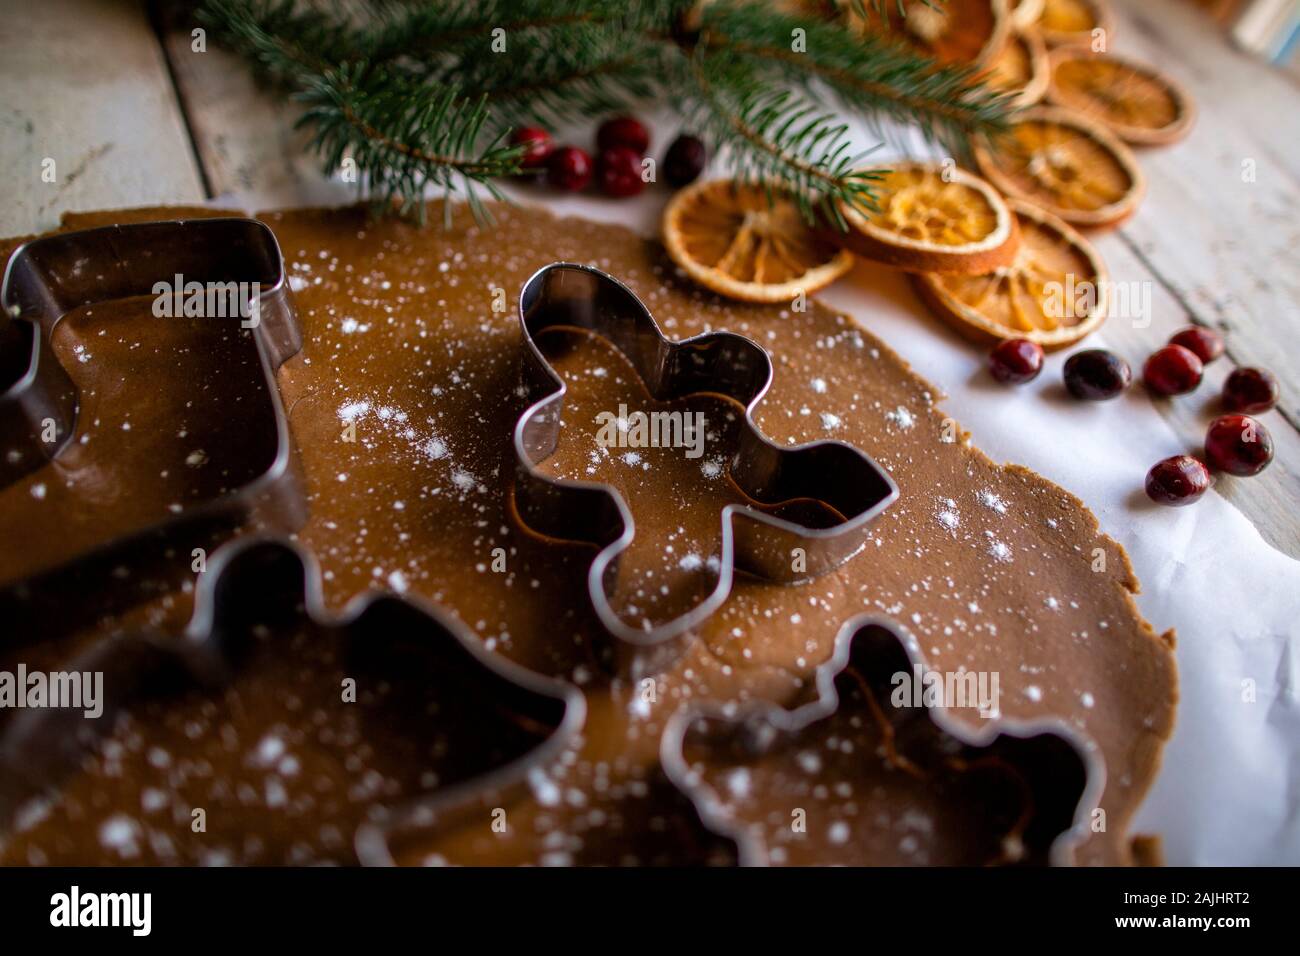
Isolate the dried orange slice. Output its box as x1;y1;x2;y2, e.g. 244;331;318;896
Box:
912;199;1108;348
1035;0;1113;48
1009;0;1045;30
662;180;854;303
983;29;1050;108
831;162;1020;274
1048;48;1195;145
849;0;1011;69
972;107;1144;228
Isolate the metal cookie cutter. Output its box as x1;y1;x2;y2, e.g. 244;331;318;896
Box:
662;615;1106;866
513;263;898;666
0;536;585;865
0;219;305;611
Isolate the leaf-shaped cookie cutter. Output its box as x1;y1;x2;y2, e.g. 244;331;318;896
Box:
512;263;898;667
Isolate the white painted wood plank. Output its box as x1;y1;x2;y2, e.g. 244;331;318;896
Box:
156;3;354;209
0;0;205;234
1106;0;1300;432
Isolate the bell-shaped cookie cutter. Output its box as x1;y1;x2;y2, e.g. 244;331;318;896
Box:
512;263;898;663
661;614;1106;866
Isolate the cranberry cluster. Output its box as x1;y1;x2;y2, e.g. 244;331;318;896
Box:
508;116;706;199
985;327;1279;507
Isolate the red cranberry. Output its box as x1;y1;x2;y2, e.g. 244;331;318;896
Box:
988;338;1044;384
1205;414;1273;476
1145;455;1212;506
1222;367;1279;414
1064;349;1130;400
546;146;592;192
509;126;553;174
664;134;707;187
1169;326;1224;365
597;116;650;155
1143;344;1203;396
597;146;646;198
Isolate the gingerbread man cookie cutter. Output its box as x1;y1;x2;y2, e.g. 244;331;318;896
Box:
512;263;898;667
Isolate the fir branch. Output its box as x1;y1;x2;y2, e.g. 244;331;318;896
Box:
467;48;665;132
358;1;689;131
683;55;885;227
199;0;352;80
298;62;522;225
207;0;526;224
198;0;1012;228
363;0;691;66
699;2;1013;156
479;53;651;126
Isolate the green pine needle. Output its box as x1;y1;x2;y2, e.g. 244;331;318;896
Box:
683;57;886;225
298;63;523;226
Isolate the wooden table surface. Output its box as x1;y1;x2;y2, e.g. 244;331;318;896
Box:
2;0;1297;556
